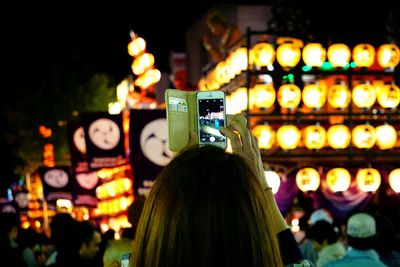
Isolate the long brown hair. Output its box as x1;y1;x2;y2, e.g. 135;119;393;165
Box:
131;145;283;267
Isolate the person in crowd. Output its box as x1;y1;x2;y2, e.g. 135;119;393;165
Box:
130;115;312;267
373;213;400;267
76;220;102;267
325;212;387;267
19;227;42;267
202;9;243;63
102;238;132;267
98;228;115;266
300;208;334;265
307;220;346;267
0;212;27;267
124;195;146;240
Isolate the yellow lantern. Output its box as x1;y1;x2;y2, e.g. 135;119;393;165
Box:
352;124;376;149
375;124;397;150
356;168;381;192
131;53;155;75
277;83;301;109
264;171;281;194
328;81;351;109
127;37;146;57
215;61;231;85
389;169;400;193
302;82;327;109
352;82;376;109
352;43;375;68
377;44;400;68
252;125;276;149
327;43;351;67
231;87;248;113
276;43;301;68
249;84;276;109
377;83;400;109
250;42;275;68
303;125;327;150
327;125;351;149
296;168;320;192
277;125;301;150
302;43;326;67
326;168;351;192
230;47;248;75
134;69;161;89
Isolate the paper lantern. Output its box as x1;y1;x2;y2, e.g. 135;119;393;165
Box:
327;43;351;67
377;44;400;68
352;82;376;109
249;84;276;109
264;171;281;194
302;82;327;109
303;125;327;150
127;37;146;57
296;168;320;192
327;125;351;149
389;169;400;193
352;43;375;68
231;87;248;113
326;168;351;192
250;42;275;67
230;47;248;75
377;83;400;109
352;124;376;149
356;168;381;192
302;43;326;67
375;124;397;150
277;83;301;109
131;53;155;75
276;43;301;68
215;61;231;85
277;125;301;150
252;125;276;149
327;81;351;109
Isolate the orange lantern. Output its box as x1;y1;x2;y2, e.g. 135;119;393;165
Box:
215;61;231;85
277;125;301;150
252;125;276;149
296;168;320;192
249;84;276;109
352;82;376;109
352;124;376;149
276;43;301;68
377;82;400;109
250;42;275;68
303;125;327;150
327;80;351;109
377;44;400;68
326;168;351;192
302;81;327;109
356;168;381;192
277;83;301;109
375;124;397;150
131;53;155;75
327;43;351;67
327;125;351;149
127;37;146;57
264;171;281;194
302;43;326;67
352;43;375;68
230;47;248;75
389;169;400;193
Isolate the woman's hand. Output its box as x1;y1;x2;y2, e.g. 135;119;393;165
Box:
220;114;269;188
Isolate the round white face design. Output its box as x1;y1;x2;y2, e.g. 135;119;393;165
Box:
44;169;69;188
140;118;173;166
15;192;28;208
73;127;86;154
88;118;121;150
76;172;99;190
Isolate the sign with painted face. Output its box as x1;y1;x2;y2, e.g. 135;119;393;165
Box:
130;109;173;196
38;166;73;203
67;121;89;174
72;172;99;207
81;112;128;170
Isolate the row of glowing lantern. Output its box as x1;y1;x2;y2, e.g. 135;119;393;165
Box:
127;33;161;89
265;167;400;194
226;81;400;113
199;42;400;90
252;123;398;150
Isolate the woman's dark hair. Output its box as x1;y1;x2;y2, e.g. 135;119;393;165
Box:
307;220;338;245
131;145;283;267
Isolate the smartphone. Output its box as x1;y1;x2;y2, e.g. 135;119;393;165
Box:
196;90;227;149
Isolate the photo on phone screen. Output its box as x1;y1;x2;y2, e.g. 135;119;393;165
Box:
197;94;226;148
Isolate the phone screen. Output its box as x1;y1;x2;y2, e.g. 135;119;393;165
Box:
198;98;226;146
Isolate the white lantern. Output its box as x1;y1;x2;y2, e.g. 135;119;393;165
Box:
356;168;381;192
389;169;400;193
296;168;320;192
264;171;281;194
326;168;351;192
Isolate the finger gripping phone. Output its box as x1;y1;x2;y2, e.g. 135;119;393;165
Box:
196;90;227;149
